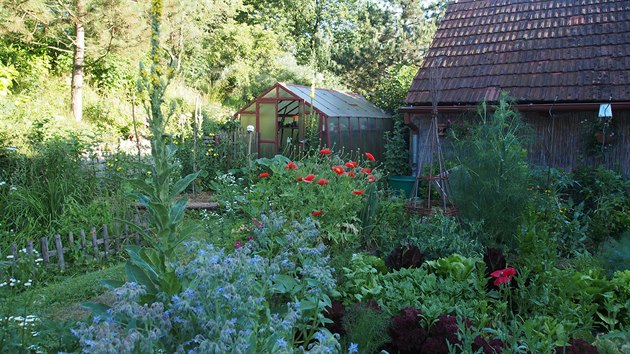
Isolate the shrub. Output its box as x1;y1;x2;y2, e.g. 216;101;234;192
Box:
341;303;390;354
401;213;483;260
569;166;630;247
450;95;531;248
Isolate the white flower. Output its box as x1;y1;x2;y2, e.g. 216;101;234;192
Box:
0;181;5;186
24;282;31;287
9;282;15;287
10;186;16;191
6;255;13;259
35;258;43;263
0;282;6;287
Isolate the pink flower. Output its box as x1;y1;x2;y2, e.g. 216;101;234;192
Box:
234;241;243;248
368;174;376;182
490;267;517;286
365;152;375;161
247;236;254;242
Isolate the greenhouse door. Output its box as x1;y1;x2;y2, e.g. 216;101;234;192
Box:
257;102;278;157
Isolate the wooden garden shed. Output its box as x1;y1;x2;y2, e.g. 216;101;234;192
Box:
402;0;630;175
234;82;392;159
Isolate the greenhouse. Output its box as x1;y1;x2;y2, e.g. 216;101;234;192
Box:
234;82;392;159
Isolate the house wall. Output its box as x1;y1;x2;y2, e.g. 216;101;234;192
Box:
409;109;630;176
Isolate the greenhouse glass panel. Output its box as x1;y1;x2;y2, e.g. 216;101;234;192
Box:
241;114;256;129
259;142;276;158
349;117;361;152
339;117;350;153
259;103;277;141
327;117;339;149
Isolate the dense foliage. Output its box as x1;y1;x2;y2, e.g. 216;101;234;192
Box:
0;1;629;353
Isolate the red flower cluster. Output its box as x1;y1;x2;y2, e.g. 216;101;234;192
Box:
285;161;298;170
316;178;329;185
490;267;517;286
302;174;316;183
320;148;331;155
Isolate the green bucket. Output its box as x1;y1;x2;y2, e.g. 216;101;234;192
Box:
387;175;416;198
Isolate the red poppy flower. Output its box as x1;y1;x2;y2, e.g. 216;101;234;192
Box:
360;167;371;174
347;171;356;178
365;152;375;161
303;174;316;183
345;161;358;168
316;178;329;185
332;166;344;175
352;190;364;195
296;177;303;182
368;174;376;182
490;267;517;286
320;148;331;155
312;210;324;217
285;161;298;170
259;172;270;178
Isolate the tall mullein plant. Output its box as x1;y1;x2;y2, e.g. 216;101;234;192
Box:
121;0;199;302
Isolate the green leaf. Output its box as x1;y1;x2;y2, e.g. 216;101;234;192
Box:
171;172;200;199
272;274;298;294
100;279;125;289
82;302;111;317
125;262;158;294
169;196;188;226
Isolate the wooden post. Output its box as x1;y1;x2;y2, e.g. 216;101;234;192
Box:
103;224;109;259
41;237;50;268
68;232;74;246
10;243;17;262
80;229;87;249
26;240;33;257
91;227;99;260
54;234;65;270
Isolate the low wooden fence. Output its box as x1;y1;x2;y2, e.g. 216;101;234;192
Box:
2;222;144;271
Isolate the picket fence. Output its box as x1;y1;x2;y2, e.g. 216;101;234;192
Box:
3;221;144;271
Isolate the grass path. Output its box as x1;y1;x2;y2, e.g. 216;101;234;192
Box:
1;262;126;321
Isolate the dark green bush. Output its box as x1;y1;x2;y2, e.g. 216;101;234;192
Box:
450;95;531;248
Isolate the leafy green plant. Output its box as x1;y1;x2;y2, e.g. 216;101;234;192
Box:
450;94;531;248
336;253;386;305
598;231;630;277
425;254;481;281
383;114;410;176
569;166;630;247
341;304;390;354
103;0;199;304
402;213;483;260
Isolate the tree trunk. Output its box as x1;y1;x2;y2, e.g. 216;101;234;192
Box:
71;0;85;122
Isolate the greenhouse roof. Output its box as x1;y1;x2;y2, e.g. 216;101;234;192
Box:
279;83;390;119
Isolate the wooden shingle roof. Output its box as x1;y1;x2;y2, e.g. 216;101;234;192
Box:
406;0;630;105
